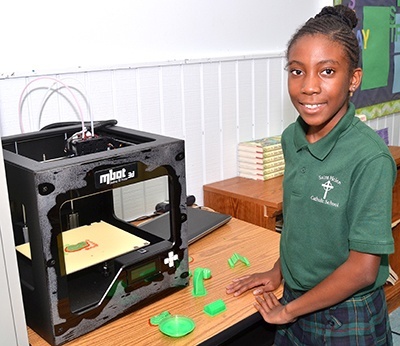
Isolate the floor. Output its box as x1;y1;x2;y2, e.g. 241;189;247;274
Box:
390;308;400;344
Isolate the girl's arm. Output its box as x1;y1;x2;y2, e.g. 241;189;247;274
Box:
257;250;381;324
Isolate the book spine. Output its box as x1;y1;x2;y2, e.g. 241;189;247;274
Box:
238;148;283;158
239;165;285;175
264;148;283;157
238;172;265;181
238;153;284;164
238;142;282;153
238;159;285;170
239;135;282;148
239;170;284;181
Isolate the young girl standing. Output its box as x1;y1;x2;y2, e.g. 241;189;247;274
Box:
226;5;396;345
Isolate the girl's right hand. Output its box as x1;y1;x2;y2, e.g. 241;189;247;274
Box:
225;270;282;297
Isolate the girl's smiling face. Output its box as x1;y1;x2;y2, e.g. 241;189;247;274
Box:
287;33;362;142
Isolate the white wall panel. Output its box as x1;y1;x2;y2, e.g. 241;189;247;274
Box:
391;114;400;144
203;62;223;185
0;78;26;136
267;58;287;136
160;66;185;138
111;69;139;129
181;63;204;200
85;71;115;123
136;68;162;133
254;59;269;139
237;60;254;142
219;61;239;180
1;55;400;206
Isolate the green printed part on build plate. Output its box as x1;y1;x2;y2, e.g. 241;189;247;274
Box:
64;241;88;252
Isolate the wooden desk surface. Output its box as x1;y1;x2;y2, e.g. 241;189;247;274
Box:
28;218;281;346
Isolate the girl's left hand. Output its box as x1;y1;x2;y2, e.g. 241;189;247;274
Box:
254;292;297;325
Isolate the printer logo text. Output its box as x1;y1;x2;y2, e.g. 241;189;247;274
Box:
95;163;137;188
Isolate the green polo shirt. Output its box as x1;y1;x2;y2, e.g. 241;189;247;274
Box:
280;103;396;295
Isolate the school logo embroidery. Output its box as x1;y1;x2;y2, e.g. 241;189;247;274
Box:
310;175;341;208
321;180;334;199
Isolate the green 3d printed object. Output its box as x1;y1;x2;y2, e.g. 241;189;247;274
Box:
158;315;196;338
203;299;227;317
192;267;211;297
228;253;250;268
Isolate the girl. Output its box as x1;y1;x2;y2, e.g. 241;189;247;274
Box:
226;5;396;345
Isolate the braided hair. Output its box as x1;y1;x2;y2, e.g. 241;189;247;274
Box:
286;5;360;71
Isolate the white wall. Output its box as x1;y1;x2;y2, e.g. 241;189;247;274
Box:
0;0;331;77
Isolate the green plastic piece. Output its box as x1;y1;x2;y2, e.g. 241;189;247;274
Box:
158;315;195;337
203;299;227;317
228;253;250;268
64;241;88;252
149;311;171;326
191;267;211;297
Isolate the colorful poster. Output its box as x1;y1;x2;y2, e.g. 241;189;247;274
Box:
336;0;400;119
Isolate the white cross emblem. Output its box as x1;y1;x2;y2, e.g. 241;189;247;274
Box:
164;251;179;268
321;180;334;199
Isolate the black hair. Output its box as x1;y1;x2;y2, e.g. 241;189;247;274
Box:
286;5;360;71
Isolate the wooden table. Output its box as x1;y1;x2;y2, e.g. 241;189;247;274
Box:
28;218;281;346
204;176;283;231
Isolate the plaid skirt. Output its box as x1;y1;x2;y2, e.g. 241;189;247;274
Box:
274;284;392;346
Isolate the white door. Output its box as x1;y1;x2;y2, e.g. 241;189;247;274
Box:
0;143;29;346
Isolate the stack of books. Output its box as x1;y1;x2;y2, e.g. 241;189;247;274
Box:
387;265;398;285
238;135;284;181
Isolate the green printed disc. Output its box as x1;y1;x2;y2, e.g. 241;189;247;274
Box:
158;315;195;338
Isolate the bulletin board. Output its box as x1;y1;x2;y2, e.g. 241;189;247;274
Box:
336;0;400;119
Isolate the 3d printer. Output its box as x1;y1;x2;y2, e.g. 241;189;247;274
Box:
2;120;189;345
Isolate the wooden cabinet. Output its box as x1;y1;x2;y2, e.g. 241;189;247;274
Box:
204;175;283;231
385;146;400;313
204;146;400;312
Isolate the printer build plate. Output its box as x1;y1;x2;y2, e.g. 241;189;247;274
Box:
16;221;149;274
